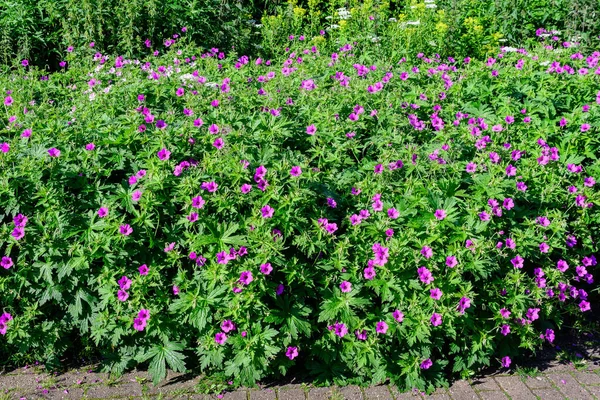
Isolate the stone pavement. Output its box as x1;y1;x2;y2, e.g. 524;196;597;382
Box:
1;358;599;399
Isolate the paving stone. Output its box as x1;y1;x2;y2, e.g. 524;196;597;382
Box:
308;387;336;399
584;384;600;398
531;388;565;400
547;373;594;399
477;391;508;400
494;376;536;400
471;377;501;392
250;388;277;399
363;385;393;399
388;385;419;398
222;390;248;400
523;376;552;389
338;385;363;400
574;371;600;385
447;380;478;400
278;384;307;400
423;394;450;400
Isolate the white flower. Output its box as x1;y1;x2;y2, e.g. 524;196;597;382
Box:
389;17;397;22
426;4;437;8
539;61;551;66
89;92;96;101
180;73;195;82
406;20;421;25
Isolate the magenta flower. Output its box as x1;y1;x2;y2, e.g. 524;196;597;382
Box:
503;198;514;210
306;124;316;135
457;297;471;314
417;266;434;284
201;181;218;192
1;256;13;269
466;162;477;173
446;256;458;268
430;288;443;300
98;207;108;218
119;224;133;236
363;266;376;280
209;124;219;134
376;321;388;334
221;320;236;333
215;332;227;344
239;271;253;285
157;148;171;160
213;138;224;150
420;359;433;370
117;290;129;302
501;356;511;368
132;190;142;202
260;263;273;275
11;227;24;240
393;310;404;323
286;346;299;360
340;281;352;293
240;184;252;194
434;209;446;220
430;313;442;326
261;205;274;218
387;208;399;219
421;246;433;259
579;300;591;312
138;264;149;275
118;276;132;290
176;87;185;97
290;166;302;176
192;196;205;209
511;255;524;269
48;148;61;157
133;317;146;331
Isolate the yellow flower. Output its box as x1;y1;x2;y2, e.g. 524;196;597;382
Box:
293;6;306;18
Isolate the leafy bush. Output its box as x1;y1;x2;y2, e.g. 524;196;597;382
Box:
1;18;599;393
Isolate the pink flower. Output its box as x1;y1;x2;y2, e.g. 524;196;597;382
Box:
119;224;133;236
215;332;227;344
117;290;129;302
340;281;352;293
420;359;433;370
290;166;302;176
446;256;458;268
1;256;13;269
213;138;224;150
261;205;274;218
239;271;253;285
260;263;273;275
430;313;442;326
98;207;108;218
434;209;446;220
138;264;149;275
376;321;388;334
48;148;61;157
133;317;146;331
221;320;236;333
387;208;399;219
306;124;317;135
579;300;591;312
417;267;434;284
430;288;443;300
393;310;404;323
421;246;433;259
118;276;132;290
157;148;171;160
286;346;299;360
501;356;511;368
192;196;205;209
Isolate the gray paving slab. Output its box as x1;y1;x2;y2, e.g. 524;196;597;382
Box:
249;388;277;399
278;384;307;400
363;385;392;400
447;380;479;400
494;376;536;400
531;388;565;400
523;376;552;389
471;377;501;392
547;373;594;399
308;387;335;400
338;385;363;400
222;390;249;400
584;384;600;398
477;391;507;400
574;371;600;385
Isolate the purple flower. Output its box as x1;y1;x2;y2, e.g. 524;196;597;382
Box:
388;208;399;219
85;143;95;151
240;184;252;194
157;148;171;160
500;308;511;318
286;346;299;360
434;209;446;220
418;267;434;284
239;271;253;285
376;321;388;334
276;284;285;295
340;281;352;293
466;162;477;173
430;313;442;326
306;124;317;135
119;224;133;236
260;263;273;275
355;329;368;340
98;207;108;218
421;246;433;259
503;198;514;210
117;290;129;302
501;356;511;368
133;317;147;331
290;166;302;176
393;310;404;323
500;324;511;336
221;320;236;333
446;256;458;268
132;190;142;202
430;288;443;300
457;297;471;314
48;148;61;157
505;165;517;176
261;205;274;218
202;181;218;192
118;276;132;290
155;120;167;129
579;300;591;312
420;359;433;370
215;332;227;344
511;255;524;269
138;264;149;275
11;227;24;240
213;138;224;150
1;256;13;269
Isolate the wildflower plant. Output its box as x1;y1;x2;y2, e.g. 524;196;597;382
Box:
0;21;599;394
